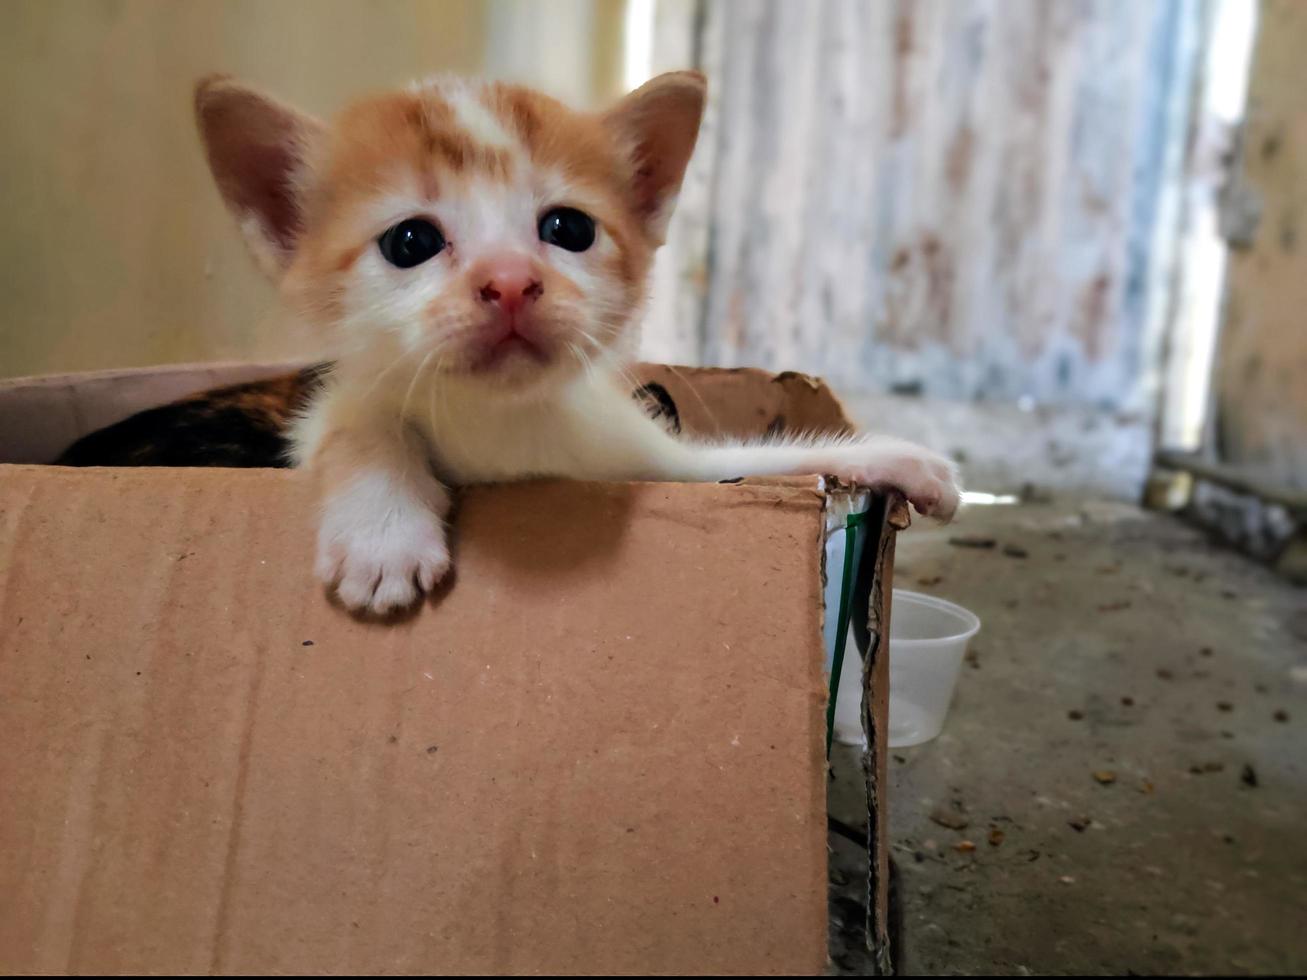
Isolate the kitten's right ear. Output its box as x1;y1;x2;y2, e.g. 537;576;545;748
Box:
604;70;706;245
195;75;325;278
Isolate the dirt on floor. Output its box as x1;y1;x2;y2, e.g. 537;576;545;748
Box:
827;494;1306;976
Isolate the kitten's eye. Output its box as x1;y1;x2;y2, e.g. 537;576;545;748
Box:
538;207;596;252
378;218;446;268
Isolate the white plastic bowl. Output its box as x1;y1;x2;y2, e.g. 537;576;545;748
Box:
886;590;980;747
832;589;980;749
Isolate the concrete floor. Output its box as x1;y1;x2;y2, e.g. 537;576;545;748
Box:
827;493;1307;975
825;391;1306;973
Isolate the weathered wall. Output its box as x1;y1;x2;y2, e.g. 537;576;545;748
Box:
1214;0;1307;491
644;0;1206;411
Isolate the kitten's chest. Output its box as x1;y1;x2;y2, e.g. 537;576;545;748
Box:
417;390;579;483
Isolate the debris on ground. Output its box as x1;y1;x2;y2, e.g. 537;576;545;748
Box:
988;827;1006;847
1019;482;1053;504
1093;770;1117;785
949;536;997;549
862;487;1304;975
1002;544;1029;558
929;802;970;830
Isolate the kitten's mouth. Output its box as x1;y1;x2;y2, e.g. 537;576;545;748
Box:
467;325;551;374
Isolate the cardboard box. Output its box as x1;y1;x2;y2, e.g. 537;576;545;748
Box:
0;363;901;975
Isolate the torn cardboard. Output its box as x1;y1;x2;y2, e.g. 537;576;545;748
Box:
0;363;898;975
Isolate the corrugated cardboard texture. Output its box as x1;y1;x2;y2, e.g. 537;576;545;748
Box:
861;498;911;975
0;466;831;975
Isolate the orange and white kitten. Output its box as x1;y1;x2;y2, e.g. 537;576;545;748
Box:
195;71;961;614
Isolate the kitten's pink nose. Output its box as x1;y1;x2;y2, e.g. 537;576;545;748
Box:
472;255;544;317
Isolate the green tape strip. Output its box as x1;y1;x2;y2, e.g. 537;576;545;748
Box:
826;510;866;757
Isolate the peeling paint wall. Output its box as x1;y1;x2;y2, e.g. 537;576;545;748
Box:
643;0;1206;411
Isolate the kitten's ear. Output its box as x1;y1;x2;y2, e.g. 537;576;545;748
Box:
194;75;325;277
603;70;706;244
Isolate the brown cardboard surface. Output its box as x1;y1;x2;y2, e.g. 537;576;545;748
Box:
635;365;854;440
0;360;895;974
0;466;832;975
861;497;912;975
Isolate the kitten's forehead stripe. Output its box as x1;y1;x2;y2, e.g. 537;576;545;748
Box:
450;85;518;151
297;78;653;294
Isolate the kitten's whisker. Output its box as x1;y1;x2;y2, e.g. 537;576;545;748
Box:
355;347;416;407
664;363;722;432
426;356;453;435
395;350;437;480
567;341;597;382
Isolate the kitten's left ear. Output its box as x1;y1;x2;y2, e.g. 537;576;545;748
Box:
603;71;706;244
195;75;326;278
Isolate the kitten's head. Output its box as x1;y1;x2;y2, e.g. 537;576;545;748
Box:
196;72;705;394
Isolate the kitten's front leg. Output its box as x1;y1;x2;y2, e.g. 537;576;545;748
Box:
571;391;962;520
688;437;963;521
302;407;452;615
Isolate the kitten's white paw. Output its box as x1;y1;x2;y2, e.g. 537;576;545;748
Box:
835;440;962;522
315;497;451;615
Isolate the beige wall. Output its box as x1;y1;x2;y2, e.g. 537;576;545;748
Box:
0;0;626;379
1216;0;1307;490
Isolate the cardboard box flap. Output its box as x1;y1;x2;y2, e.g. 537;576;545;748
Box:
0;361;310;465
0;466;831;975
634;365;855;440
0;362;857;464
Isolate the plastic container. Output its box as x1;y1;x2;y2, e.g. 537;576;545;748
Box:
832;590;980;749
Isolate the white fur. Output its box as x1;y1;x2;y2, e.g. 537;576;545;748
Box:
310;413;452;614
239;212;291;278
408;75;519;152
329;171;624;370
448;85;518;150
296;365;961;614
